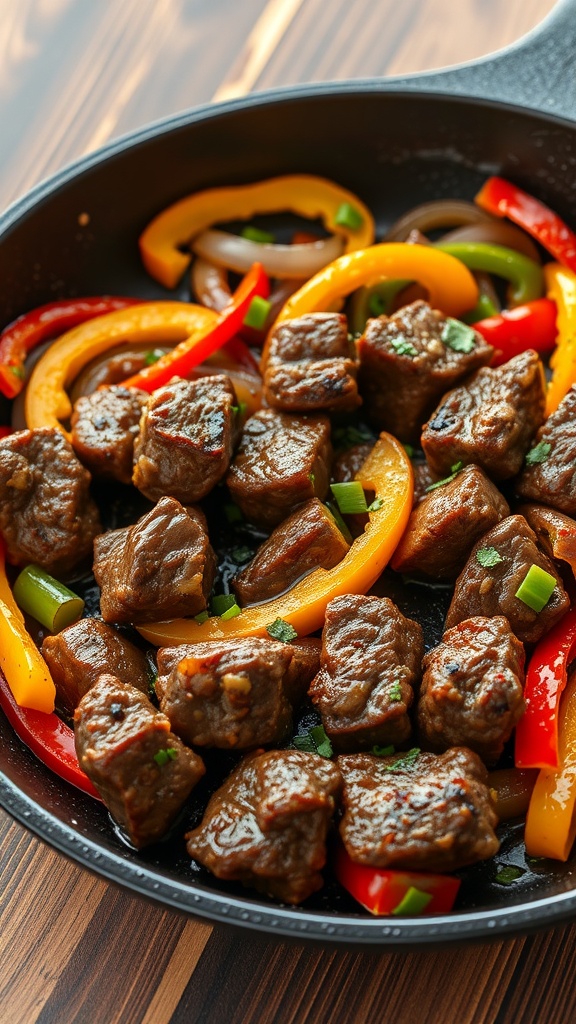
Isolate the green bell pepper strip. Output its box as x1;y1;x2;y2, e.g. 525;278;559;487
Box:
436;242;544;307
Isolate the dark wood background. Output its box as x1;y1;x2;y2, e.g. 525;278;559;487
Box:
1;1;572;1022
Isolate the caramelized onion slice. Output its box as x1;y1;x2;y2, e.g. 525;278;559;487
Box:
385;200;492;242
192;229;345;279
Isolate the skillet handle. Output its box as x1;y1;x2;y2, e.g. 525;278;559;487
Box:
387;0;576;122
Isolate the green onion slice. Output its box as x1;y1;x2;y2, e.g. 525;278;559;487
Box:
335;202;364;231
243;296;272;330
220;603;242;621
330;481;368;515
13;564;85;633
211;593;237;616
425;462;463;492
515;564;557;612
240;225;275;244
392;887;433;916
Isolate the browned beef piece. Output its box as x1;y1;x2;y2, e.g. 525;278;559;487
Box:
357;301;494;443
391;464;509;580
421;349;546;481
74;675;205;848
157;636;318;749
0;427;101;576
518;503;576;578
232;499;349;607
133;375;239;503
186;749;342;903
93;496;216;624
71;385;147;485
417;616;525;764
516;385;576;515
446;514;570;644
309;595;423;752
332;443;374;483
42;618;151;716
226;410;331;529
263;313;360;414
337;748;499;872
412;460;439;504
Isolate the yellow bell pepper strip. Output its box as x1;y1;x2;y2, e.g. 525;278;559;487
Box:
139;175;376;289
261;243;478;367
24;302;219;434
544;262;576;416
525;666;576;860
138;432;412;646
0;538;55;712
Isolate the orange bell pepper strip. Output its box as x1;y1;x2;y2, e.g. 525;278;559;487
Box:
138;433;412;646
0;539;55;712
24;302;219;434
139;175;376;289
524;667;576;861
544;263;576;416
261;243;479;367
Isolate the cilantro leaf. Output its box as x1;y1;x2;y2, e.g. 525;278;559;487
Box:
293;724;333;758
266;618;298;643
390;337;418;357
382;748;421;772
525;441;552;466
441;318;477;354
476;547;504;568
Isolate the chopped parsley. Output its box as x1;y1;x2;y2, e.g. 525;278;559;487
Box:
441;318;477;354
494;865;525;886
368;496;384;512
425;462;463;492
266;617;298;643
382;748;421;772
476;547;504;569
525;441;552;466
293;724;333;758
388;681;403;702
154;747;178;766
390;337;418;358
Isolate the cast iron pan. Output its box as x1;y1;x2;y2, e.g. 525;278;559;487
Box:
1;0;576;949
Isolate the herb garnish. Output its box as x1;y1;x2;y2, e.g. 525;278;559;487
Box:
476;547;504;568
371;744;395;757
230;545;253;565
266;618;298;643
382;748;421;772
154;747;178;766
292;725;333;758
368;496;384;512
494;865;525;886
441;318;477;354
425;462;463;492
388;681;403;702
390;338;418;358
525;441;552;466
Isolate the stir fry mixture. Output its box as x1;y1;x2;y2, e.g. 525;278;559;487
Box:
1;173;576;917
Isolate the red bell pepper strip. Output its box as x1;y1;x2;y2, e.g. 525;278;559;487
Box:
475;177;576;273
473;298;558;366
222;335;261;376
0;672;100;799
515;606;576;770
0;296;141;399
121;263;269;392
334;845;460;916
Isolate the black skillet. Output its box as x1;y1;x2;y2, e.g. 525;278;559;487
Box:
1;0;576;949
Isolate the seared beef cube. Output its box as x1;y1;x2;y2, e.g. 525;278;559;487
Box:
0;427;101;576
417;616;525;764
133;375;239;503
309;595;423;751
286;638;322;702
42;618;151;716
227;410;331;529
412;460;440;504
337;748;499;872
391;464;509;580
233;499;349;607
158;637;315;749
516;385;576;515
93;496;216;624
357;301;493;443
518;503;576;577
446;514;569;644
71;385;147;485
74;675;205;848
421;350;546;480
264;313;360;413
186;749;342;903
332;442;374;483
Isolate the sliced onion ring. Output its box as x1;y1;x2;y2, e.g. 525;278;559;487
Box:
437;221;541;263
191;257;232;312
385;200;493;242
192;229;345;279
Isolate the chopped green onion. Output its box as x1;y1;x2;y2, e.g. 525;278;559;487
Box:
243;296;272;330
231;402;248;418
371;744;395;757
220;602;242;621
224;502;243;524
330;481;368;515
382;748;421;772
334;202;364;231
266;617;298;643
154;747;178;766
476;547;504;569
388;681;402;702
230;545;253;565
368;496;384;512
525;441;552;466
494;865;525;886
241;225;275;244
144;348;165;366
211;593;237;616
325;502;353;544
441;318;477;354
425;462;463;492
515;564;557;612
390;337;417;358
309;472;315;486
293;724;333;758
13;564;84;633
392;887;433;916
194;610;209;624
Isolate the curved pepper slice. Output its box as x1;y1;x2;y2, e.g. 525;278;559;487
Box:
138;432;412;646
524;667;576;860
436;242;544;307
334;845;460;915
139;175;376;289
544;262;576;416
24;302;219;433
0;539;55;712
473;298;558;366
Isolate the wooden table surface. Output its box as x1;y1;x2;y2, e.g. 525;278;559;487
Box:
0;1;571;1022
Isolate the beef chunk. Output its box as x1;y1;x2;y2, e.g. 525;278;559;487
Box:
421;349;546;480
74;675;205;848
133;375;239;503
233;499;349;607
309;595;424;751
0;427;101;576
391;464;509;580
518;503;576;578
71;385;147;485
157;637;317;749
186;749;342;903
263;313;360;414
412;460;438;504
337;748;499;872
516;385;576;515
417;616;525;764
42;618;151;716
226;409;331;529
332;442;375;484
93;496;216;624
446;514;569;643
357;301;493;443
